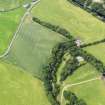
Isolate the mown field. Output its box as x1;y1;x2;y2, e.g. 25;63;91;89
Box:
3;16;67;79
0;7;25;54
0;61;50;105
32;0;105;43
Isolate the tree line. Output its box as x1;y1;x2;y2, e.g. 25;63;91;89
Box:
32;17;73;39
81;38;105;48
60;58;86;81
67;0;105;21
43;42;70;105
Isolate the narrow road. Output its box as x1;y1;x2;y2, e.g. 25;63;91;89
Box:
0;0;40;58
60;77;100;105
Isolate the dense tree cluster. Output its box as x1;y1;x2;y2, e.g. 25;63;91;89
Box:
60;40;105;81
60;59;86;81
60;58;79;81
67;0;105;20
91;3;105;18
43;42;70;105
63;91;87;105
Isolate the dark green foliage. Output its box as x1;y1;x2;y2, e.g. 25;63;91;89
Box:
77;99;87;105
63;91;87;105
60;58;79;81
32;17;72;39
67;0;105;20
70;0;87;7
43;42;70;105
91;3;105;17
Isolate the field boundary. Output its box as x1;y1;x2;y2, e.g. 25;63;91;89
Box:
60;77;100;105
0;5;21;13
0;0;40;58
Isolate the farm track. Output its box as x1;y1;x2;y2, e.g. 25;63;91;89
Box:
0;0;40;58
60;77;100;105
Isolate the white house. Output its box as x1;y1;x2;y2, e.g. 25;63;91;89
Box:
76;56;84;62
75;39;82;47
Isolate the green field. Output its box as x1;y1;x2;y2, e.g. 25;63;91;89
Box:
31;0;105;43
0;61;50;105
84;43;105;64
3;16;67;79
60;64;105;105
69;79;105;105
64;64;100;84
0;7;25;54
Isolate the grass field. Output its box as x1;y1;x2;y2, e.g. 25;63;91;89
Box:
69;79;105;105
3;16;67;79
60;64;105;105
64;64;100;84
32;0;105;43
0;61;50;105
84;43;105;64
0;7;25;54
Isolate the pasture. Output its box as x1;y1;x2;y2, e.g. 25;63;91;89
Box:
32;0;105;43
84;43;105;64
69;79;105;105
0;61;50;105
60;64;105;105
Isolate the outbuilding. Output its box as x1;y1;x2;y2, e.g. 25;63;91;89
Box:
76;56;84;62
75;39;83;47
